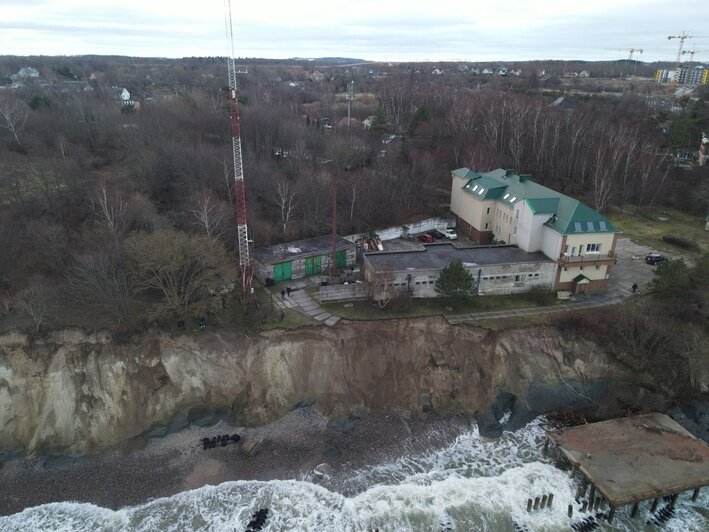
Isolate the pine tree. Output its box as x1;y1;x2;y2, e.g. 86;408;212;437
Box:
435;260;476;305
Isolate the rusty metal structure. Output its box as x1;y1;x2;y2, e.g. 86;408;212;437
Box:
224;0;253;302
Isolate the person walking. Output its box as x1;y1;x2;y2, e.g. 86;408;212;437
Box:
286;286;291;297
632;283;638;293
281;288;286;300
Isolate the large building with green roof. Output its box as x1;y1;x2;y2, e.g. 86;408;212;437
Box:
451;168;619;293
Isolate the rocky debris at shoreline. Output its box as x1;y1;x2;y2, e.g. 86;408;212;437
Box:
0;408;470;517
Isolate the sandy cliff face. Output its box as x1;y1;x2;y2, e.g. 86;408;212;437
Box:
0;319;651;455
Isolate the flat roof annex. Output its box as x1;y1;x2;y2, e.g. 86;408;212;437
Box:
364;243;552;272
548;413;709;507
254;235;353;265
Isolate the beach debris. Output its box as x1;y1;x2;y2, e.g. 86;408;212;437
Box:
201;434;240;450
241;437;263;457
313;463;333;478
245;508;269;531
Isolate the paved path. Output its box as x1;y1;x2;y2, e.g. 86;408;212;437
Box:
270;278;341;327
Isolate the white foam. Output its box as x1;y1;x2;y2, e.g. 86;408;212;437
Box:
2;417;707;531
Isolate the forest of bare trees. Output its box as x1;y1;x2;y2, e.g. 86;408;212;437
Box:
0;56;706;331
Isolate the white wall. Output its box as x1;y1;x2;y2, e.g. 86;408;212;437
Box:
541;226;563;260
343;216;456;243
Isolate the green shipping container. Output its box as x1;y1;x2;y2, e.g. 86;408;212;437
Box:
273;261;292;282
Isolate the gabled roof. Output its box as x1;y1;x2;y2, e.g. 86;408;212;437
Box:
452;167;618;235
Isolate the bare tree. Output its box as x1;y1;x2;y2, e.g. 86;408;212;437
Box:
191;191;226;238
124;229;232;318
349;182;358;224
18;276;52;333
91;184;127;238
367;267;396;309
274;180;298;234
0;94;28;147
67;249;134;323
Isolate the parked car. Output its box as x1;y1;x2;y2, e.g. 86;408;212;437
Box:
645;252;666;265
429;229;445;239
417;233;434;243
444;228;458;240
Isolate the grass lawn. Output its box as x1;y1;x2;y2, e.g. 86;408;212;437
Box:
608;205;707;255
321;292;560;320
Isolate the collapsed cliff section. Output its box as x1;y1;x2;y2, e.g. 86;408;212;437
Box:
0;319;666;456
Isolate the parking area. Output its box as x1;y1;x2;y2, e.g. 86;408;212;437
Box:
608;237;657;296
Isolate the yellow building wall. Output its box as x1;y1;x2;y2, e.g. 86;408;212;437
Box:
559;264;608;283
563;233;616;256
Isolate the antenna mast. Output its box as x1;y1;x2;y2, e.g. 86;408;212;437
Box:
224;0;252;303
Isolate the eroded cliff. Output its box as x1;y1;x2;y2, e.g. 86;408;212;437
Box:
0;319;665;456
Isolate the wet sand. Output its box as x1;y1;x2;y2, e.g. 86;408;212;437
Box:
0;407;470;517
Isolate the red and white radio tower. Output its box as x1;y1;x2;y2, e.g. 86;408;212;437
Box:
224;0;252;303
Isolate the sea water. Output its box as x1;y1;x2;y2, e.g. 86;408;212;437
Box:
1;418;707;531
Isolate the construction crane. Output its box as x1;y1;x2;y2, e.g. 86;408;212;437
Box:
224;0;253;304
682;48;705;62
668;32;693;92
618;47;643;61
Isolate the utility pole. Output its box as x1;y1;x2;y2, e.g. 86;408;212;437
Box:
346;80;354;128
224;0;253;306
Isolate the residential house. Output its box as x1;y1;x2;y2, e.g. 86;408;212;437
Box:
450;168;619;293
10;67;39;82
432;67;444;76
362;115;375;129
309;71;326;82
579;70;591;78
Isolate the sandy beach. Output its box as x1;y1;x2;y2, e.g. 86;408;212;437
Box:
0;407;470;517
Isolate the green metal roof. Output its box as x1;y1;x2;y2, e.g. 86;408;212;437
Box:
453;167;618;236
527;197;560;214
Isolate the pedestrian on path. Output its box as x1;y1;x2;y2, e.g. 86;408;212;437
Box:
278;309;285;321
281;288;286;300
632;283;638;293
286;286;291;297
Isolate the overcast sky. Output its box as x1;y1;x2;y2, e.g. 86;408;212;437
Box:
1;0;705;62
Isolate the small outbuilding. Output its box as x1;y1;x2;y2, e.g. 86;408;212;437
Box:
253;235;356;284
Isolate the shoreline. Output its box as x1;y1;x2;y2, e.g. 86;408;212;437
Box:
0;407;470;517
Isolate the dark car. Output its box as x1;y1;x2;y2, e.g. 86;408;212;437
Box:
418;233;434;243
645;253;666;265
428;229;445;240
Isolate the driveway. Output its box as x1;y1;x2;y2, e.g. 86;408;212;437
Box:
609;237;656;297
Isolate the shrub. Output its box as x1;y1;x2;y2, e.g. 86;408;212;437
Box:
525;286;555;306
661;234;699;251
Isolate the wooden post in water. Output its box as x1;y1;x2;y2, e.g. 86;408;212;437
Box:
568;504;573;518
527;499;533;512
589;484;595;503
692;488;700;501
594;497;601;511
570;464;577;478
669;494;678;509
581;501;588;513
608;505;616;523
543;437;549;456
650;498;659;512
541;494;548;509
630;502;639;518
547;493;554;508
534;497;540;510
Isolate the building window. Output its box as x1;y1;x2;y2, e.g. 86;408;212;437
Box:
564;245;569;255
580;266;584;271
595;265;600;270
487;207;490;214
515;274;525;283
587;243;602;252
485;223;489;229
534;273;539;278
578;245;584;255
563;267;568;272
